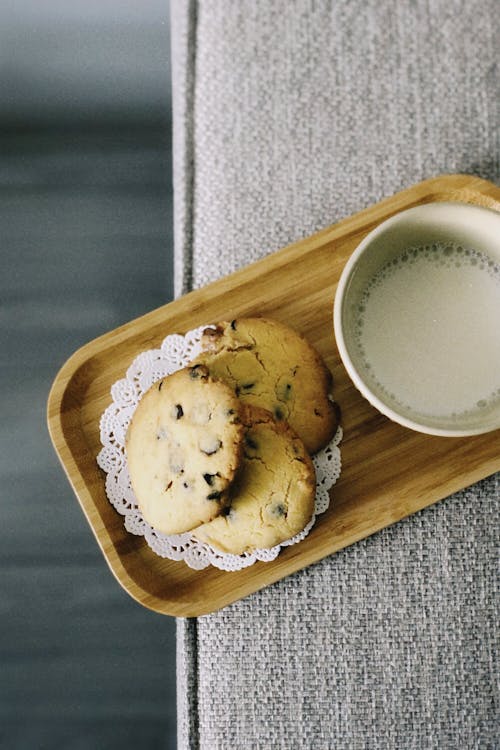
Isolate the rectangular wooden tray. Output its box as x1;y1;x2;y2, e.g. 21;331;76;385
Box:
47;174;500;617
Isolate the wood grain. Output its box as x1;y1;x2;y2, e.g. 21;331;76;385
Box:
47;174;500;617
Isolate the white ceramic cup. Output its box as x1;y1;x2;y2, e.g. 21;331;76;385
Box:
333;201;500;436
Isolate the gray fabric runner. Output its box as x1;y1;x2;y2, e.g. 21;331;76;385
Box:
171;1;499;747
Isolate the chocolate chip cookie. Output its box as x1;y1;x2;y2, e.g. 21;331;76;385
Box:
126;365;245;535
193;406;316;555
193;317;337;453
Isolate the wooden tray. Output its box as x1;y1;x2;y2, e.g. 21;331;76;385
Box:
47;174;500;617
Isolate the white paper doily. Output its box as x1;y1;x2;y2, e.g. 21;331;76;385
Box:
97;325;342;571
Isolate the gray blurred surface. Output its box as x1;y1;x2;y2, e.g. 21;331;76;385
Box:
1;3;176;749
1;0;171;127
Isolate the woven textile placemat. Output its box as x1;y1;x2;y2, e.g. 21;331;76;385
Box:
171;1;499;747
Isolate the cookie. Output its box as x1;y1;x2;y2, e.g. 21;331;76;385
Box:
125;365;245;535
193;406;316;555
193;317;337;453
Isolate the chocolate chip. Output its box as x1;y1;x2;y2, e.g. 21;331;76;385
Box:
203;473;217;486
199;437;222;455
174;404;184;419
241;382;255;390
292;445;305;463
314;408;322;417
158;380;163;391
189;364;205;379
207;491;222;501
272;503;286;517
230;319;237;330
276;382;293;401
245;435;258;450
165;481;173;491
274;407;285;420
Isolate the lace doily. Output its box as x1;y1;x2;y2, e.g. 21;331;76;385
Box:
97;326;342;571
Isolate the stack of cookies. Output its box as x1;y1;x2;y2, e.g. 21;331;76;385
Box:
126;318;338;556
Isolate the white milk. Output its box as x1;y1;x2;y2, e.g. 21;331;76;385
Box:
354;242;500;421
